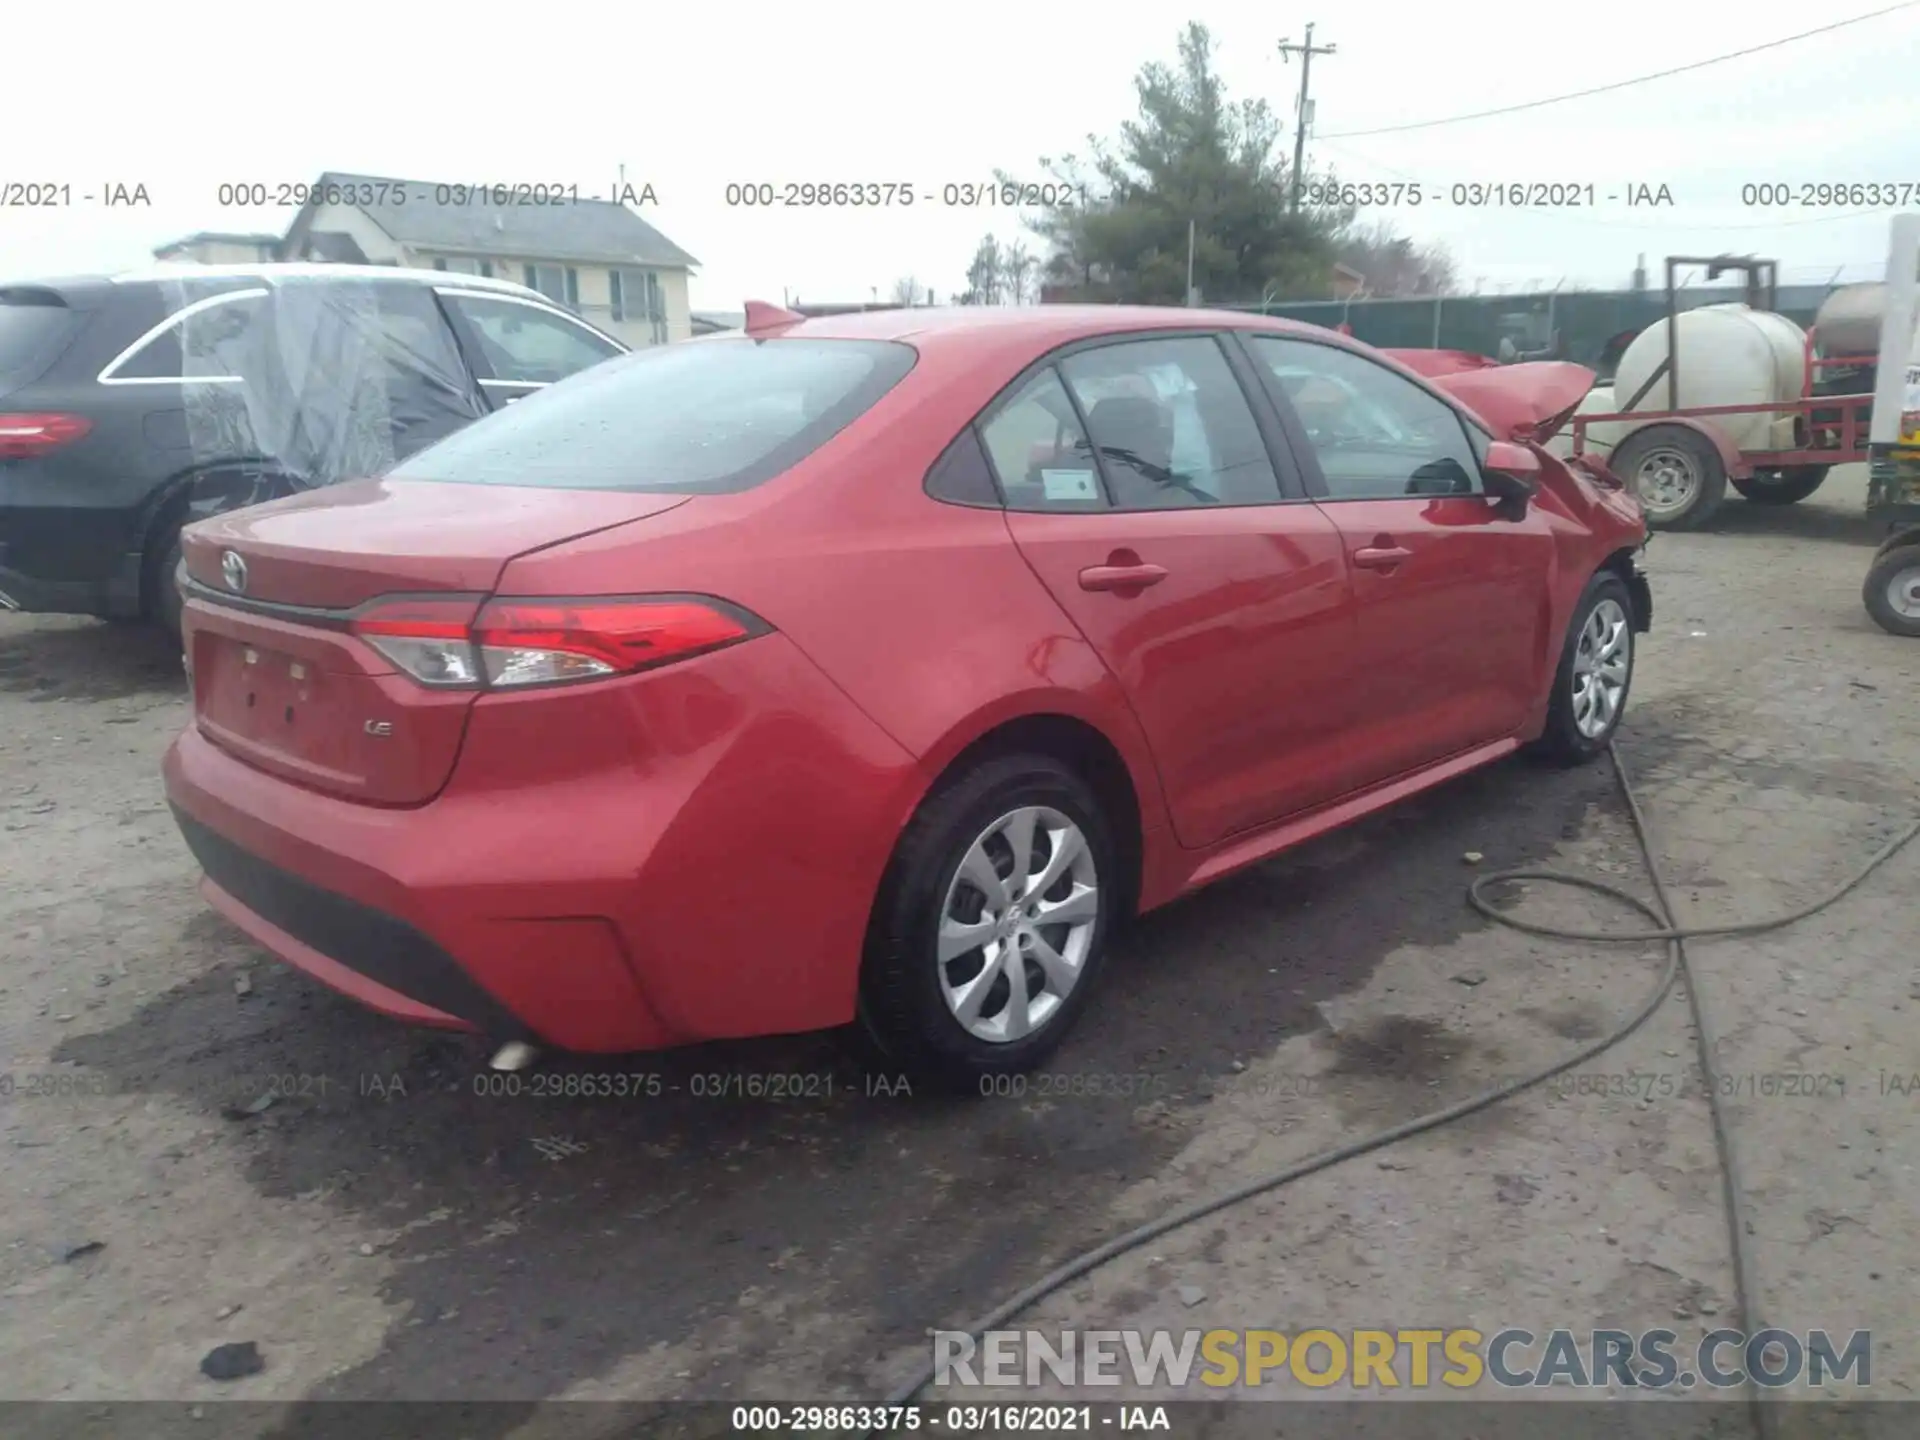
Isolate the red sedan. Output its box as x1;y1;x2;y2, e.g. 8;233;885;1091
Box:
162;304;1650;1086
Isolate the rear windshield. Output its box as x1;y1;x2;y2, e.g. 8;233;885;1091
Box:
389;336;916;493
0;298;80;390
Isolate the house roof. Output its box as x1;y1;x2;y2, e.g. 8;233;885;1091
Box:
283;171;700;270
306;231;370;264
153;231;282;252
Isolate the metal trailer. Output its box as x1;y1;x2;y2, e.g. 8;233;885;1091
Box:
1566;255;1876;532
1862;215;1920;637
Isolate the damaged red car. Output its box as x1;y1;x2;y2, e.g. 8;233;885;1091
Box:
162;305;1650;1087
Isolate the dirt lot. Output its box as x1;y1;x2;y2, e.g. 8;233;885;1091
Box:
1;465;1916;1432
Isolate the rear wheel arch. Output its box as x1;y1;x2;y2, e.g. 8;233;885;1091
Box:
901;712;1146;926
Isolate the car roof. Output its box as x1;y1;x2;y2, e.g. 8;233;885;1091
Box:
0;263;554;307
757;303;1347;370
110;262;549;299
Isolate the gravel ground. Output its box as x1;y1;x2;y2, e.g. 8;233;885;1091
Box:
1;465;1915;1435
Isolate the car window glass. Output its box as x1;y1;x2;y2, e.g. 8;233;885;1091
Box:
114;294;265;379
1252;336;1481;499
1059;337;1281;508
449;296;621;384
388;337;915;494
978;368;1108;511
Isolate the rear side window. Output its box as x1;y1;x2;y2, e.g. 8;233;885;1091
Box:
0;298;80;390
389;337;917;493
108;292;266;380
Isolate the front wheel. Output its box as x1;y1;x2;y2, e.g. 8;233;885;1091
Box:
1863;543;1920;637
856;754;1117;1091
1731;464;1829;505
1531;572;1636;764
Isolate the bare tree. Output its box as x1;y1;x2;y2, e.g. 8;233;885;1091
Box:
999;241;1036;305
958;236;1004;305
890;276;924;307
1333;220;1458;297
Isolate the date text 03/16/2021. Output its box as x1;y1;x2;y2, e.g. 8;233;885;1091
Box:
1297;181;1675;209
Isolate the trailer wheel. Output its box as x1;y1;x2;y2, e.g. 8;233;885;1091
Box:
1731;465;1830;505
1613;425;1727;531
1863;543;1920;637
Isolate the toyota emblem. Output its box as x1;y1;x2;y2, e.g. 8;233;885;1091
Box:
220;550;248;594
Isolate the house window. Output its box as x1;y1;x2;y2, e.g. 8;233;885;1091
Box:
478;260;492;279
433;258;447;271
523;264;576;312
611;268;669;344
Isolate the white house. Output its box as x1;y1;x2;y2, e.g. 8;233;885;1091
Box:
153;172;700;349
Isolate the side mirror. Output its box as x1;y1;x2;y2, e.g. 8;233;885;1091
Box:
1482;441;1539;514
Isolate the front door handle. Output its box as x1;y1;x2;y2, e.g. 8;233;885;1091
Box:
1352;545;1412;571
1079;563;1168;592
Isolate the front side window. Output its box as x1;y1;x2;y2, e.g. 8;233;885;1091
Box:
448;295;622;384
1057;336;1283;509
108;292;266;381
388;336;916;494
1251;336;1481;499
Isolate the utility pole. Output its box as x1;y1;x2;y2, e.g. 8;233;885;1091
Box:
1278;24;1337;212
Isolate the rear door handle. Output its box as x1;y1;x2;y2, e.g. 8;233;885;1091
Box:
1078;563;1168;592
1352;546;1412;571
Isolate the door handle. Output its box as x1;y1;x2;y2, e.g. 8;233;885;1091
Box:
1352;546;1412;571
1078;563;1168;592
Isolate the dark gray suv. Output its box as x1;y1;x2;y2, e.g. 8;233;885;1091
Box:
0;264;627;635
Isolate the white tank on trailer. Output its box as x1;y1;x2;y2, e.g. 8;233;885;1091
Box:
1813;282;1887;358
1610;304;1806;452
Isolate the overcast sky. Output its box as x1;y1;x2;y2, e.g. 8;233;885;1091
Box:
3;0;1915;305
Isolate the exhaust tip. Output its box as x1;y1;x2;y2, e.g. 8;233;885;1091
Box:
488;1041;540;1073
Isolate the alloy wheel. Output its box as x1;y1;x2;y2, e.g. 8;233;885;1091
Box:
1571;597;1631;739
936;805;1100;1044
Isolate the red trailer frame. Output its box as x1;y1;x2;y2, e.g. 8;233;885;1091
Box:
1560;256;1877;526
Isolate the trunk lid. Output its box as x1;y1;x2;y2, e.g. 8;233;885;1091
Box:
180;477;691;805
180;476;690;608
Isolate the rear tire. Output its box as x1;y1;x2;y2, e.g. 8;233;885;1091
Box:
145;524;185;645
1863;543;1920;638
1731;464;1829;505
1531;572;1637;764
1613;425;1727;531
856;754;1117;1092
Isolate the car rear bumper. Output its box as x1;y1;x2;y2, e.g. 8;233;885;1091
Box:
160;632;923;1053
0;541;143;618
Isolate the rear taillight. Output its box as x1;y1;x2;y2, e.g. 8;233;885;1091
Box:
0;413;92;459
349;595;765;691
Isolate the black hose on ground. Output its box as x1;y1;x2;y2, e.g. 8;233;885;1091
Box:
874;741;1920;1437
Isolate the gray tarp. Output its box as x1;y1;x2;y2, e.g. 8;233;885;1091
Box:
173;272;486;524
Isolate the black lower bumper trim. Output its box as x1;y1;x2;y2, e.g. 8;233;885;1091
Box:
170;805;533;1041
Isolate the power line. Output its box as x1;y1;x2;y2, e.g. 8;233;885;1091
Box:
1319;1;1919;138
1314;137;1906;231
